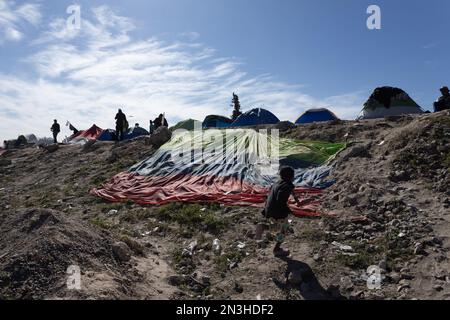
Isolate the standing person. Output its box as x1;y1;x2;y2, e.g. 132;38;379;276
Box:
434;86;450;112
115;109;127;141
258;166;301;258
51;120;60;144
153;114;168;130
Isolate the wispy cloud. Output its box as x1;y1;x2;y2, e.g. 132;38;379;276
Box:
0;0;41;43
0;5;365;142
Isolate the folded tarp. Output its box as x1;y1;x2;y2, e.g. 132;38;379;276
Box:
91;129;345;216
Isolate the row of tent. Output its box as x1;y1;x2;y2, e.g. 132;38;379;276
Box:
67;124;149;143
65;86;425;142
194;86;424;129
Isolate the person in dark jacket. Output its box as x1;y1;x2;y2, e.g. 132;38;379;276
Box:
115;109;127;141
434;86;450;112
153;114;168;130
258;166;301;257
51;120;60;144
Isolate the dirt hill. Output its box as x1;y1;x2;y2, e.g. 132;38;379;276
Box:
0;111;449;300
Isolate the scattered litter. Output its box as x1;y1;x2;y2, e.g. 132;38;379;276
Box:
256;294;262;300
200;208;207;212
378;140;385;146
213;239;221;253
107;209;118;216
398;232;406;238
332;241;354;252
188;240;198;252
237;242;246;250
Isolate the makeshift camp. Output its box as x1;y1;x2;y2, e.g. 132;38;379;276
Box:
231;108;280;127
171;119;202;131
123;126;149;140
359;87;423;119
296;108;339;124
68;125;103;142
97;129;117;141
202;115;233;129
92;129;345;217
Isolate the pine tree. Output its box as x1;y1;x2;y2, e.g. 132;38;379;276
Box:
231;92;242;121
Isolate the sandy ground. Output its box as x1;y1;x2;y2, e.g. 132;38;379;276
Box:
0;111;449;300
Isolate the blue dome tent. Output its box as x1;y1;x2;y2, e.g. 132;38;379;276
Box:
231;108;280;127
123;126;149;140
295;108;339;125
97;129;117;141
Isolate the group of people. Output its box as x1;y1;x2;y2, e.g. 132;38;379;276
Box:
49;109;170;144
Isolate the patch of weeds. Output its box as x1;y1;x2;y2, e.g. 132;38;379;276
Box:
95;202;126;213
90;175;107;187
331;243;379;270
298;222;328;248
89;217;113;230
384;231;414;265
214;248;246;273
157;203;229;235
120;235;145;255
171;247;195;274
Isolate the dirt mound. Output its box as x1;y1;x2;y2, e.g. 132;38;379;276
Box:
0;209;118;299
0;113;449;300
390;112;450;195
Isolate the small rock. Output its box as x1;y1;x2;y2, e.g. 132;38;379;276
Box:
112;242;132;262
397;284;410;292
413;242;426;255
234;282;244;293
433;285;443;292
167;275;187;286
389;272;401;284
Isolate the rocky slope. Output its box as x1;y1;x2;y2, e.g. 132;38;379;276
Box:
0;111;449;300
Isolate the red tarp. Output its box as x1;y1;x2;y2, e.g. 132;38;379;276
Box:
69;125;104;141
91;172;323;217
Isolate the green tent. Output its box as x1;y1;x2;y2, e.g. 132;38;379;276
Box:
170;119;202;131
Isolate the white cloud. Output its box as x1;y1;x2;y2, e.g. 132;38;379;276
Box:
0;0;41;43
179;31;200;41
0;5;365;142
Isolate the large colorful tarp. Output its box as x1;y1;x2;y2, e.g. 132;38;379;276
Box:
91;129;345;216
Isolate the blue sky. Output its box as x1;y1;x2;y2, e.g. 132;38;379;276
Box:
0;0;449;141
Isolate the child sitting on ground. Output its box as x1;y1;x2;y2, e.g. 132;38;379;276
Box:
257;166;301;257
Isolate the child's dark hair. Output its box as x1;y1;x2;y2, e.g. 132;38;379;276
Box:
279;166;295;181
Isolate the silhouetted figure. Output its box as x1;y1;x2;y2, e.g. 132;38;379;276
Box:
51;120;60;144
115;109;127;141
258;166;301;258
434;86;450;112
153;114;168;130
